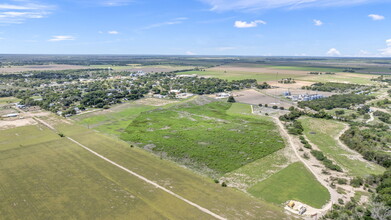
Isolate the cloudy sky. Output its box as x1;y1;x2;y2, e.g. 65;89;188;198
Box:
0;0;390;56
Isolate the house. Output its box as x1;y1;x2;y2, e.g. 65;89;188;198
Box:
216;92;231;99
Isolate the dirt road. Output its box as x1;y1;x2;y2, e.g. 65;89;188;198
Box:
33;117;227;220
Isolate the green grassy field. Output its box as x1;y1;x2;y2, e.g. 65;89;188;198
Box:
299;117;385;176
0;97;20;104
223;147;292;189
0;119;288;219
121;99;285;175
248;162;330;208
74;104;156;136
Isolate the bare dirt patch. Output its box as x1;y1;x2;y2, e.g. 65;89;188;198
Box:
0;65;91;73
0;118;37;130
134;98;178;106
233;89;292;108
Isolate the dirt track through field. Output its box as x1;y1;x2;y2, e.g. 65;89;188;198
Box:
33;117;227;220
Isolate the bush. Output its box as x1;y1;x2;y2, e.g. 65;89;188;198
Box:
221;182;227;187
58;133;65;138
337;178;347;185
338;198;344;205
350;177;364;188
272;105;278;109
304;143;312;149
280;107;285;110
227;96;236;103
214;179;219;184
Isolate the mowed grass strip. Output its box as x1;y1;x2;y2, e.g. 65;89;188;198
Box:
121;100;285;174
0;125;215;219
248;162;330;209
75;104;156;136
299;117;385;176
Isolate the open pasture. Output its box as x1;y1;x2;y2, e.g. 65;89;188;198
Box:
120;99;285;175
248;162;330;209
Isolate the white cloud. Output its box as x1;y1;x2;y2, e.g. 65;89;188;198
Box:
186;51;196;55
100;0;133;6
326;48;341;56
48;35;76;42
141;17;188;30
0;1;54;24
108;30;119;34
201;0;375;12
0;0;55;24
379;39;391;56
234;20;266;28
368;14;385;21
313;19;323;26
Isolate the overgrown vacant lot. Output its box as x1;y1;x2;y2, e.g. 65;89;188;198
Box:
248;162;330;209
121;99;285;175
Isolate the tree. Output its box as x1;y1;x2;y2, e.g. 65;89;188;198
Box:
227;96;236;103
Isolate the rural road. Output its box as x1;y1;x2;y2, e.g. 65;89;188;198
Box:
33;117;227;220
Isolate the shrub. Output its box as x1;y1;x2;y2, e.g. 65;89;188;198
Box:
214;179;219;184
227;96;236;103
304;143;312;149
350;177;364;188
338;198;344;205
58;133;65;138
221;182;227;187
337;178;347;185
272;105;278;109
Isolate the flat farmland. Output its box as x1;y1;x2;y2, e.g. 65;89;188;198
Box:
178;64;379;85
0;64;91;73
0;117;288;219
90;64;194;73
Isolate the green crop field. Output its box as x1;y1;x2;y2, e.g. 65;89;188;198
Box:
0;119;288;219
299;117;385;176
121;99;285;175
248;162;330;208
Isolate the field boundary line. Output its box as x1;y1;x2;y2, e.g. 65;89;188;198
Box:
33;116;226;220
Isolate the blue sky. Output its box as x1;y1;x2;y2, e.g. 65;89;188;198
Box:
0;0;391;56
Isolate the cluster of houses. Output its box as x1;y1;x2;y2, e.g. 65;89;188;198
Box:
283;91;325;102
